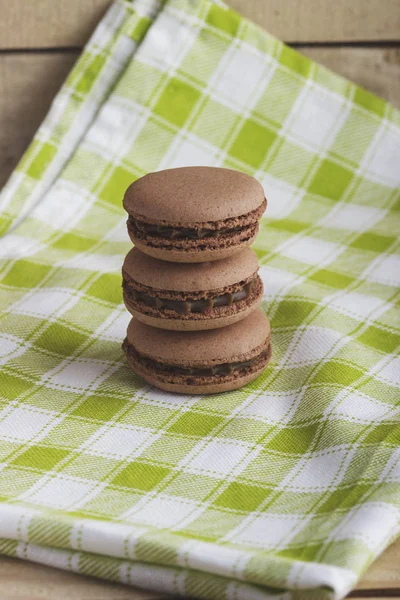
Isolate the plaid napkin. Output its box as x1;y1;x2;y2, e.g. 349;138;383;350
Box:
0;0;399;598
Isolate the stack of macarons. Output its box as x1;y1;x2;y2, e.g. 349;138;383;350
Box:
122;166;271;394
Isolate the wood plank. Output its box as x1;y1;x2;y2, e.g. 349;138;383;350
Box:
0;53;78;190
1;46;398;190
0;1;111;50
229;0;400;44
301;46;400;107
0;0;399;48
355;539;400;590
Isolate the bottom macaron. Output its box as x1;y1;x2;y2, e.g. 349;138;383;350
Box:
123;309;271;395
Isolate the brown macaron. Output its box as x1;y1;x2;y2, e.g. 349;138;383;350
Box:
123;309;271;395
122;247;263;331
123;167;266;263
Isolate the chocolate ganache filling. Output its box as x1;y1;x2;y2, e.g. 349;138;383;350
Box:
123;341;269;377
128;216;245;240
123;278;255;315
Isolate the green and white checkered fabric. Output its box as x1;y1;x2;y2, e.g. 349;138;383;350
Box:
0;0;399;598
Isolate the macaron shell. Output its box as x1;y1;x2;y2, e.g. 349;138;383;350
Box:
124;290;263;331
126;343;271;395
123;167;265;223
129;229;257;263
126;309;270;364
123;247;259;292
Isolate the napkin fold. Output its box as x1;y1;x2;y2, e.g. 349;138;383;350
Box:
0;1;399;598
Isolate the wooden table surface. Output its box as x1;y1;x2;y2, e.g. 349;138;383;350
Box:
0;1;399;598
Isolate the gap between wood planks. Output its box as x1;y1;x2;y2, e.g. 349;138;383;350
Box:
0;40;399;55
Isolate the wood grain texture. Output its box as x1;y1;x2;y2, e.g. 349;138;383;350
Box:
229;0;400;43
0;53;78;190
355;540;400;590
0;0;399;48
1;46;398;190
0;0;111;50
301;46;400;107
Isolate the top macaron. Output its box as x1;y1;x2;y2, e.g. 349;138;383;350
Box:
123;166;267;263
